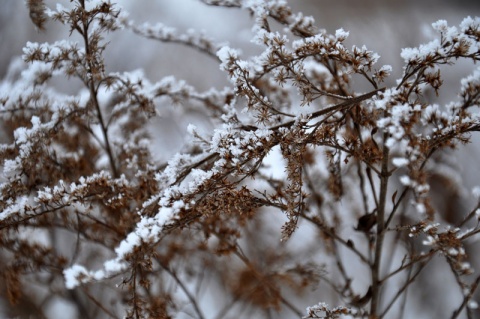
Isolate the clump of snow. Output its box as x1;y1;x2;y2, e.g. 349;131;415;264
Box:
392;157;409;167
399;175;412;186
401;17;480;64
0;196;29;221
335;28;349;41
460;67;480;95
378;64;392;75
64;265;90;289
217;46;240;70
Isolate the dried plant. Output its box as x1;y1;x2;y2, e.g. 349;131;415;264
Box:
1;1;480;318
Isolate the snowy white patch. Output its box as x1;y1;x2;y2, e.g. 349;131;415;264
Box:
468;301;479;310
392;157;409;167
217;46;240;70
399;175;411;186
472;186;480;198
335;28;349;40
422;235;436;246
378;64;392;74
64;265;89;289
460;67;480;94
261;145;287;180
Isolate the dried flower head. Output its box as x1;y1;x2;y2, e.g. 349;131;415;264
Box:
26;0;47;31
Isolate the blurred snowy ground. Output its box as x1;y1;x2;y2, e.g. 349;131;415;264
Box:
1;1;480;318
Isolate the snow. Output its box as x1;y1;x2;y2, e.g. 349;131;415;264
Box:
216;46;240;71
1;2;478;317
139;22;176;39
374;88;397;110
468;301;479;310
161;153;197;185
64;265;89;289
115;232;141;258
261;145;287;180
0;196;29;221
460;67;480;95
392;157;409;167
242;0;266;10
20;61;54;84
400;39;440;63
335;28;349;40
303;60;331;79
103;259;126;273
376;118;390;128
62;116;281;288
155;206;176;225
23;40;79;62
379;64;392;74
416;203;426;214
401;17;480;64
460;16;477;32
422;235;436;246
432;19;448;32
289;11;315;32
187;123;197;136
44;297;78;319
399;175;412;186
472;186;480;198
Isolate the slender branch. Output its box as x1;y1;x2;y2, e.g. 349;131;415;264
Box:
451;275;480;319
370;126;391;316
300;213;370;264
272;49;352;101
366;167;379;208
157;259;206;319
380;251;434;284
380;261;427;318
357;160;370;215
214;295;243;319
81;287;118;318
80;2;119;178
384;187;409;230
232;246;303;317
129;25;220;61
269;87;385;131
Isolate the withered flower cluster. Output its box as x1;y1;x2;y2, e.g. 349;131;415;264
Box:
1;1;480;318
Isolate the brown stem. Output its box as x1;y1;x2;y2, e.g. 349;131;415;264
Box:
80;2;119;178
380;261;427;318
232;246;303;317
269;87;385;131
451;275;480;319
157;259;206;319
370;129;391;316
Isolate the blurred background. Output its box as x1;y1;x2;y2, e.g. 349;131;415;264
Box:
1;1;480;318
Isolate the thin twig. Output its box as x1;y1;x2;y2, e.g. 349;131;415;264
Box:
451;275;480;319
380;261;428;318
157;259;206;319
370;124;391;316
